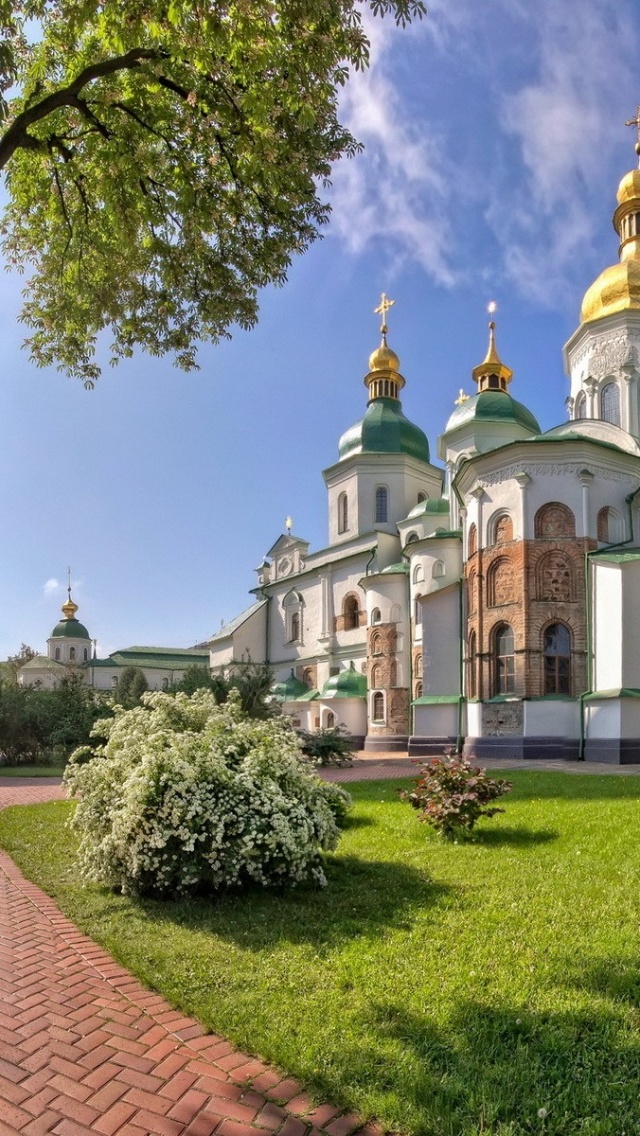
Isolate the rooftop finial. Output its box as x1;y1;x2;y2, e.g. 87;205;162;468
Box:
625;105;640;164
61;566;79;621
374;292;395;341
472;300;513;392
285;515;293;535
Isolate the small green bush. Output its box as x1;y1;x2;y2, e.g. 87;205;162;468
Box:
64;690;351;897
401;755;512;838
298;725;356;767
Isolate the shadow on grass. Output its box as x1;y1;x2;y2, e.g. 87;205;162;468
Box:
320;999;640;1136
131;854;451;952
472;825;558;847
569;956;640;1008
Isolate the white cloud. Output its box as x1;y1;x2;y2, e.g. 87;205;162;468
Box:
491;0;640;304
328;10;457;287
43;578;59;597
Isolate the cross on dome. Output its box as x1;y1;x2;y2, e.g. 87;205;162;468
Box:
374;293;395;338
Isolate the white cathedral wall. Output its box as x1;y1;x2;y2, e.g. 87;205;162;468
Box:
523;700;580;737
592;562;623;691
421;587;460;698
317;698;367;737
584;699;621;739
413;702;458;738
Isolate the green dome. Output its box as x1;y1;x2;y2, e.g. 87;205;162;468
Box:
322;663;367;699
272;669;308;701
380;562;410;575
407;496;449;519
50;618;90;640
444;390;540;435
339;397;430;462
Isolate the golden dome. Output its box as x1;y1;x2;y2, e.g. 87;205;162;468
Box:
617;167;640;205
61;594;79;620
581;259;640;322
368;339;400;373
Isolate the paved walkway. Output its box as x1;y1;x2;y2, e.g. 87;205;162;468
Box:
0;782;380;1136
2;753;640;1135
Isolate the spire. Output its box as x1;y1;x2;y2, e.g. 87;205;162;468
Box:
472;301;514;393
60;566;79;620
365;293;406;402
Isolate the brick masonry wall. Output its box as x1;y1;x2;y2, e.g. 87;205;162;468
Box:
367;623;410;736
465;536;596;700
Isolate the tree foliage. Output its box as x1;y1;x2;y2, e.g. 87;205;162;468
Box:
114;665;148;708
0;673;110;763
0;1;425;385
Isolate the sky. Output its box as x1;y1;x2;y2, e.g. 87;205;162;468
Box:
1;0;639;660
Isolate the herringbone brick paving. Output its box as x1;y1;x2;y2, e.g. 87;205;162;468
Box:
0;782;381;1136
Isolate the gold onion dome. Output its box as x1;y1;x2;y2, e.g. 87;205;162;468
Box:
61;592;79;620
368;339;401;373
580;154;640;323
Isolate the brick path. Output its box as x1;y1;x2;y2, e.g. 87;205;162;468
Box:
0;782;379;1136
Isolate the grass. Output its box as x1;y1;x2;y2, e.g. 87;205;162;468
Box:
0;765;66;777
3;771;640;1136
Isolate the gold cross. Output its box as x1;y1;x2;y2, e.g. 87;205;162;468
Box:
625;106;640;145
374;293;395;335
285;515;293;535
455;388;470;405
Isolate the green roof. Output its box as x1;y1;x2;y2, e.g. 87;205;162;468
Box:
19;655;67;672
321;663;367;699
49;618;91;640
380;562;410;574
591;547;640;563
272;669;309;701
444;390;540;435
93;646;209;670
406;496;450;520
338;397;430;463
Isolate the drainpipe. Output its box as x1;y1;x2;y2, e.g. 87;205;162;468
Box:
456;576;465;755
579;487;639;759
258;581;271;666
401;549;414;737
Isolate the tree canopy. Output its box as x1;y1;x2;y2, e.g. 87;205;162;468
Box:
0;1;425;385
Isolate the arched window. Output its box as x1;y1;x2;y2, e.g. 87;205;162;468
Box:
432;560;445;579
338;492;348;534
575;392;586;420
325;710;335;728
302;668;314;688
372;691;385;722
597;506;624;544
69;647;76;661
371;608;382;625
343;594;360;630
375;486;389;524
491;513;513;544
493;623;515;696
534;502;576;538
415;653;423;676
162;677;169;690
283;590;303;643
487;558;515;606
601;382;620;426
414;596;423;624
371;664;382;688
83;648;88;661
467;569;477;616
414;682;423;700
537;551;573;601
468;523;478;556
371;632;383;656
543;623;572;695
390;603;402;623
413;564;425;585
405;531;419;545
55;647;60;661
467;631;477;699
417;492;427;504
112;675;118;688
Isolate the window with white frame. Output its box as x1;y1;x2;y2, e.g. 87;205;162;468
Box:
371;607;382;625
432;560;445;579
283;590;304;643
337;492;348;534
413;563;425;584
375;486;389;523
372;690;385;722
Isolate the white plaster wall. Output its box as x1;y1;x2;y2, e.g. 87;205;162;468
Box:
420;587;460;697
48;638;91;665
413;703;458;737
466;701;483;735
324;454;443;543
620;698;640;736
523;701;580;737
592;562;622;690
316;698;367;736
620;560;640;688
584;699;621;738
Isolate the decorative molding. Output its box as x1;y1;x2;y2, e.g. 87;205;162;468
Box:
477;462;636;487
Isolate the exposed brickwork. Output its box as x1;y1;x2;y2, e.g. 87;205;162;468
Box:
465;536;596;699
366;625;409;736
0;782;384;1136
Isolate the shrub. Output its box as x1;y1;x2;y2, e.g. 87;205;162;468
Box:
298;725;356;767
401;755;512;839
64;690;351;897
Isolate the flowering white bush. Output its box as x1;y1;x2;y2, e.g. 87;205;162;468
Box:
64;691;351;897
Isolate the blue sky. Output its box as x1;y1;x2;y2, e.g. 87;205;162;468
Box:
1;0;639;659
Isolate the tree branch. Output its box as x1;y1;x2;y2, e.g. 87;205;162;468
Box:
0;47;164;170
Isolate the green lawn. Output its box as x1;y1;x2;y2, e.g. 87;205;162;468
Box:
2;772;640;1136
0;765;66;777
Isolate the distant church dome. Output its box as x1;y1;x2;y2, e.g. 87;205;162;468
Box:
581;161;640;323
339;304;430;463
50;590;90;640
445;389;540;435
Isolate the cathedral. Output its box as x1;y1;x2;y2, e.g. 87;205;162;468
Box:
210;151;640;764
